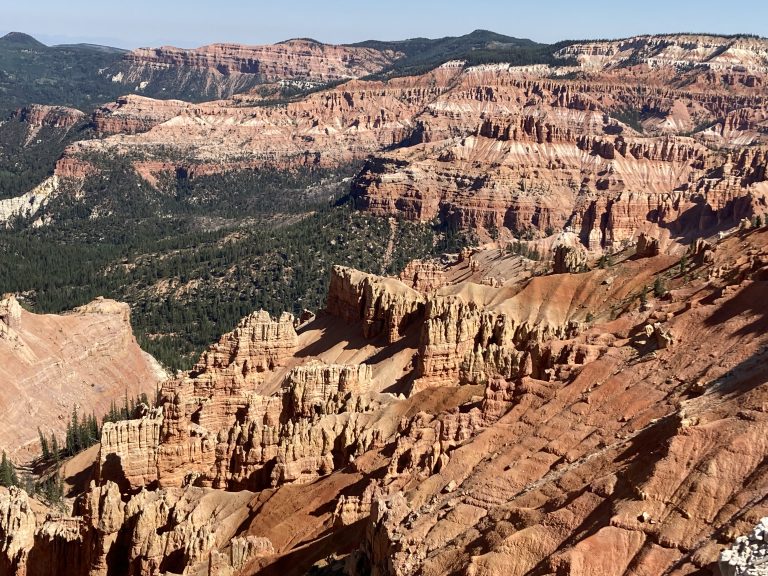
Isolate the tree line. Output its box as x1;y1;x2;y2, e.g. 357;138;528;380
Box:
38;392;152;463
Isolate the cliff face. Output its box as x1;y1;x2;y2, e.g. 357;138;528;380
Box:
0;295;167;463
351;67;768;247
3;226;768;575
98;307;396;493
103;39;401;100
91;95;189;135
59;67;456;178
44;36;768;246
11;105;86;132
555;34;768;74
327;265;426;343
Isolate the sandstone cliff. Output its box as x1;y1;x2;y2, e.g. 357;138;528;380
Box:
41;35;768;247
12;105;86;133
3;226;768;574
0;295;167;462
103;39;401;100
556;34;768;74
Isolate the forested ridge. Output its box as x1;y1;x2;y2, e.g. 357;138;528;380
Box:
0;113;93;199
0;155;469;370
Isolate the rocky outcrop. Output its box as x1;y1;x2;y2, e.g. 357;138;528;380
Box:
209;535;275;575
92;95;190;135
412;287;587;392
220;360;383;489
78;481;257;575
100;303;385;491
99;408;164;491
0;486;86;576
349;59;768;244
399;260;447;292
1;481;260;576
556;34;768;74
636;232;661;257
720;518;768;576
0;175;60;226
0;296;166;462
282;361;373;418
104;39;401;100
553;241;588;273
327;265;426;343
0;487;36;576
192;310;298;377
0;294;22;334
12;105;85;131
691;237;716;265
414;296;518;389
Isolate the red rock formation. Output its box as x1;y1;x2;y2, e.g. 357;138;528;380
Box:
192;310;298;377
556;34;768;75
12;105;85;131
327;265;426;343
109;39;401;98
49;38;768;248
356;234;768;576
553;237;589;273
3;227;768;575
98;304;397;493
0;295;166;463
92;95;190;135
398;259;448;292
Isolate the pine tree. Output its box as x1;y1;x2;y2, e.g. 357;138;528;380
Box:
89;414;100;445
65;417;73;456
51;435;60;464
0;452;16;488
72;407;81;454
40;474;64;504
38;428;50;460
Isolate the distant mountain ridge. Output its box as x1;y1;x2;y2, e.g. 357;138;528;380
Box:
2;29;767;115
0;32;127;114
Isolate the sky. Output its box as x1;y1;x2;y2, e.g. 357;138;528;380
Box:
2;0;767;49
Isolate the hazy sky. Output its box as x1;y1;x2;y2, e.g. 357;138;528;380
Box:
3;0;767;49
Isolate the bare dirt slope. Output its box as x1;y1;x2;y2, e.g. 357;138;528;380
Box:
0;296;166;462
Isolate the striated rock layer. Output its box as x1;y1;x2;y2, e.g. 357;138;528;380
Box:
42;35;768;247
11;105;85;132
351;66;768;247
0;295;166;462
3;226;768;574
103;39;401;100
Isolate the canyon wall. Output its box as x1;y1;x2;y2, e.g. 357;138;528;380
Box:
102;39;401;100
2;225;768;574
0;295;167;462
38;35;768;247
4;33;768;576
